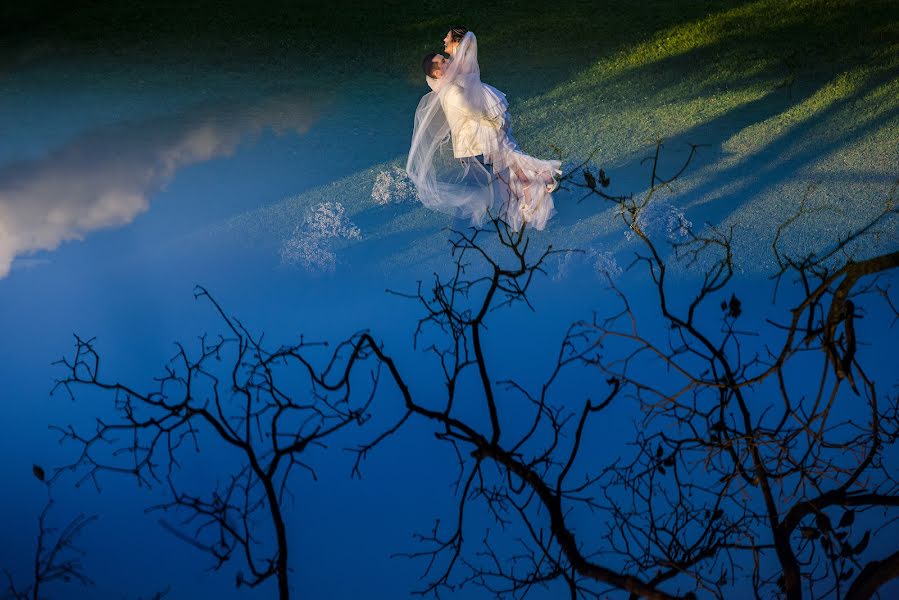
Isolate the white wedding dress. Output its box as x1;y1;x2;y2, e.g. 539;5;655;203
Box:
406;32;561;231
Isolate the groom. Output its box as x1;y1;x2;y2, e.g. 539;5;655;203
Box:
421;52;504;166
409;28;560;230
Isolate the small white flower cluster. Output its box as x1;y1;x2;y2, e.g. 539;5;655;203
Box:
280;202;362;274
280;235;338;274
624;199;692;243
589;249;623;279
552;250;578;282
371;166;419;205
304;201;362;241
552;248;623;282
665;205;693;241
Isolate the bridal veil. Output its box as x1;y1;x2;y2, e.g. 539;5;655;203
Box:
406;32;561;231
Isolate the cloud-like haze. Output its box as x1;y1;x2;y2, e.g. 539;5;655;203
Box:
0;96;318;278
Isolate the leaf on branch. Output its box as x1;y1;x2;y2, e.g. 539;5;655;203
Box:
583;169;596;190
33;464;46;482
815;512;832;532
838;510;855;529
598;168;611;188
853;530;870;555
727;293;742;319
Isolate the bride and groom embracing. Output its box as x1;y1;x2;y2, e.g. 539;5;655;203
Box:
406;27;561;231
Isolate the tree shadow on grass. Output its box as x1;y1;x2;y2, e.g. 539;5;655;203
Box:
525;0;899;252
666;62;899;226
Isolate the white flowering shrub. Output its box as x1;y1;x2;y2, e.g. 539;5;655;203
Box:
280;202;362;274
589;249;623;279
664;204;693;241
303;201;362;241
624;199;692;243
552;250;578;282
280;234;337;273
371;166;418;205
552;248;623;282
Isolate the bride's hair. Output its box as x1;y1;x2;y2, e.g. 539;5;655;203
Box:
421;52;439;77
449;26;468;42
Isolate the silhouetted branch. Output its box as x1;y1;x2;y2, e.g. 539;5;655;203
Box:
48;141;898;600
3;477;96;600
342;146;899;599
52;288;380;599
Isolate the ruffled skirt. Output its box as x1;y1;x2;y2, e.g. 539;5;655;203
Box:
479;112;561;232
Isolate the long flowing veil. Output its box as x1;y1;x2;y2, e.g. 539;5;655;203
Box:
406;32;561;230
405;33;504;226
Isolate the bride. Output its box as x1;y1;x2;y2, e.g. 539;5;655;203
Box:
406;27;561;231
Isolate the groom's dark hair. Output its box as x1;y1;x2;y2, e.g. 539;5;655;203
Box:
421;52;439;77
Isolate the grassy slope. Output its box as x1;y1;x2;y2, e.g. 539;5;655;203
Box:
225;1;898;274
506;0;899;272
6;0;898;273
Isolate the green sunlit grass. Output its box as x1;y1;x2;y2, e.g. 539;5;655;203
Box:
25;0;893;273
490;0;899;272
513;0;898;160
